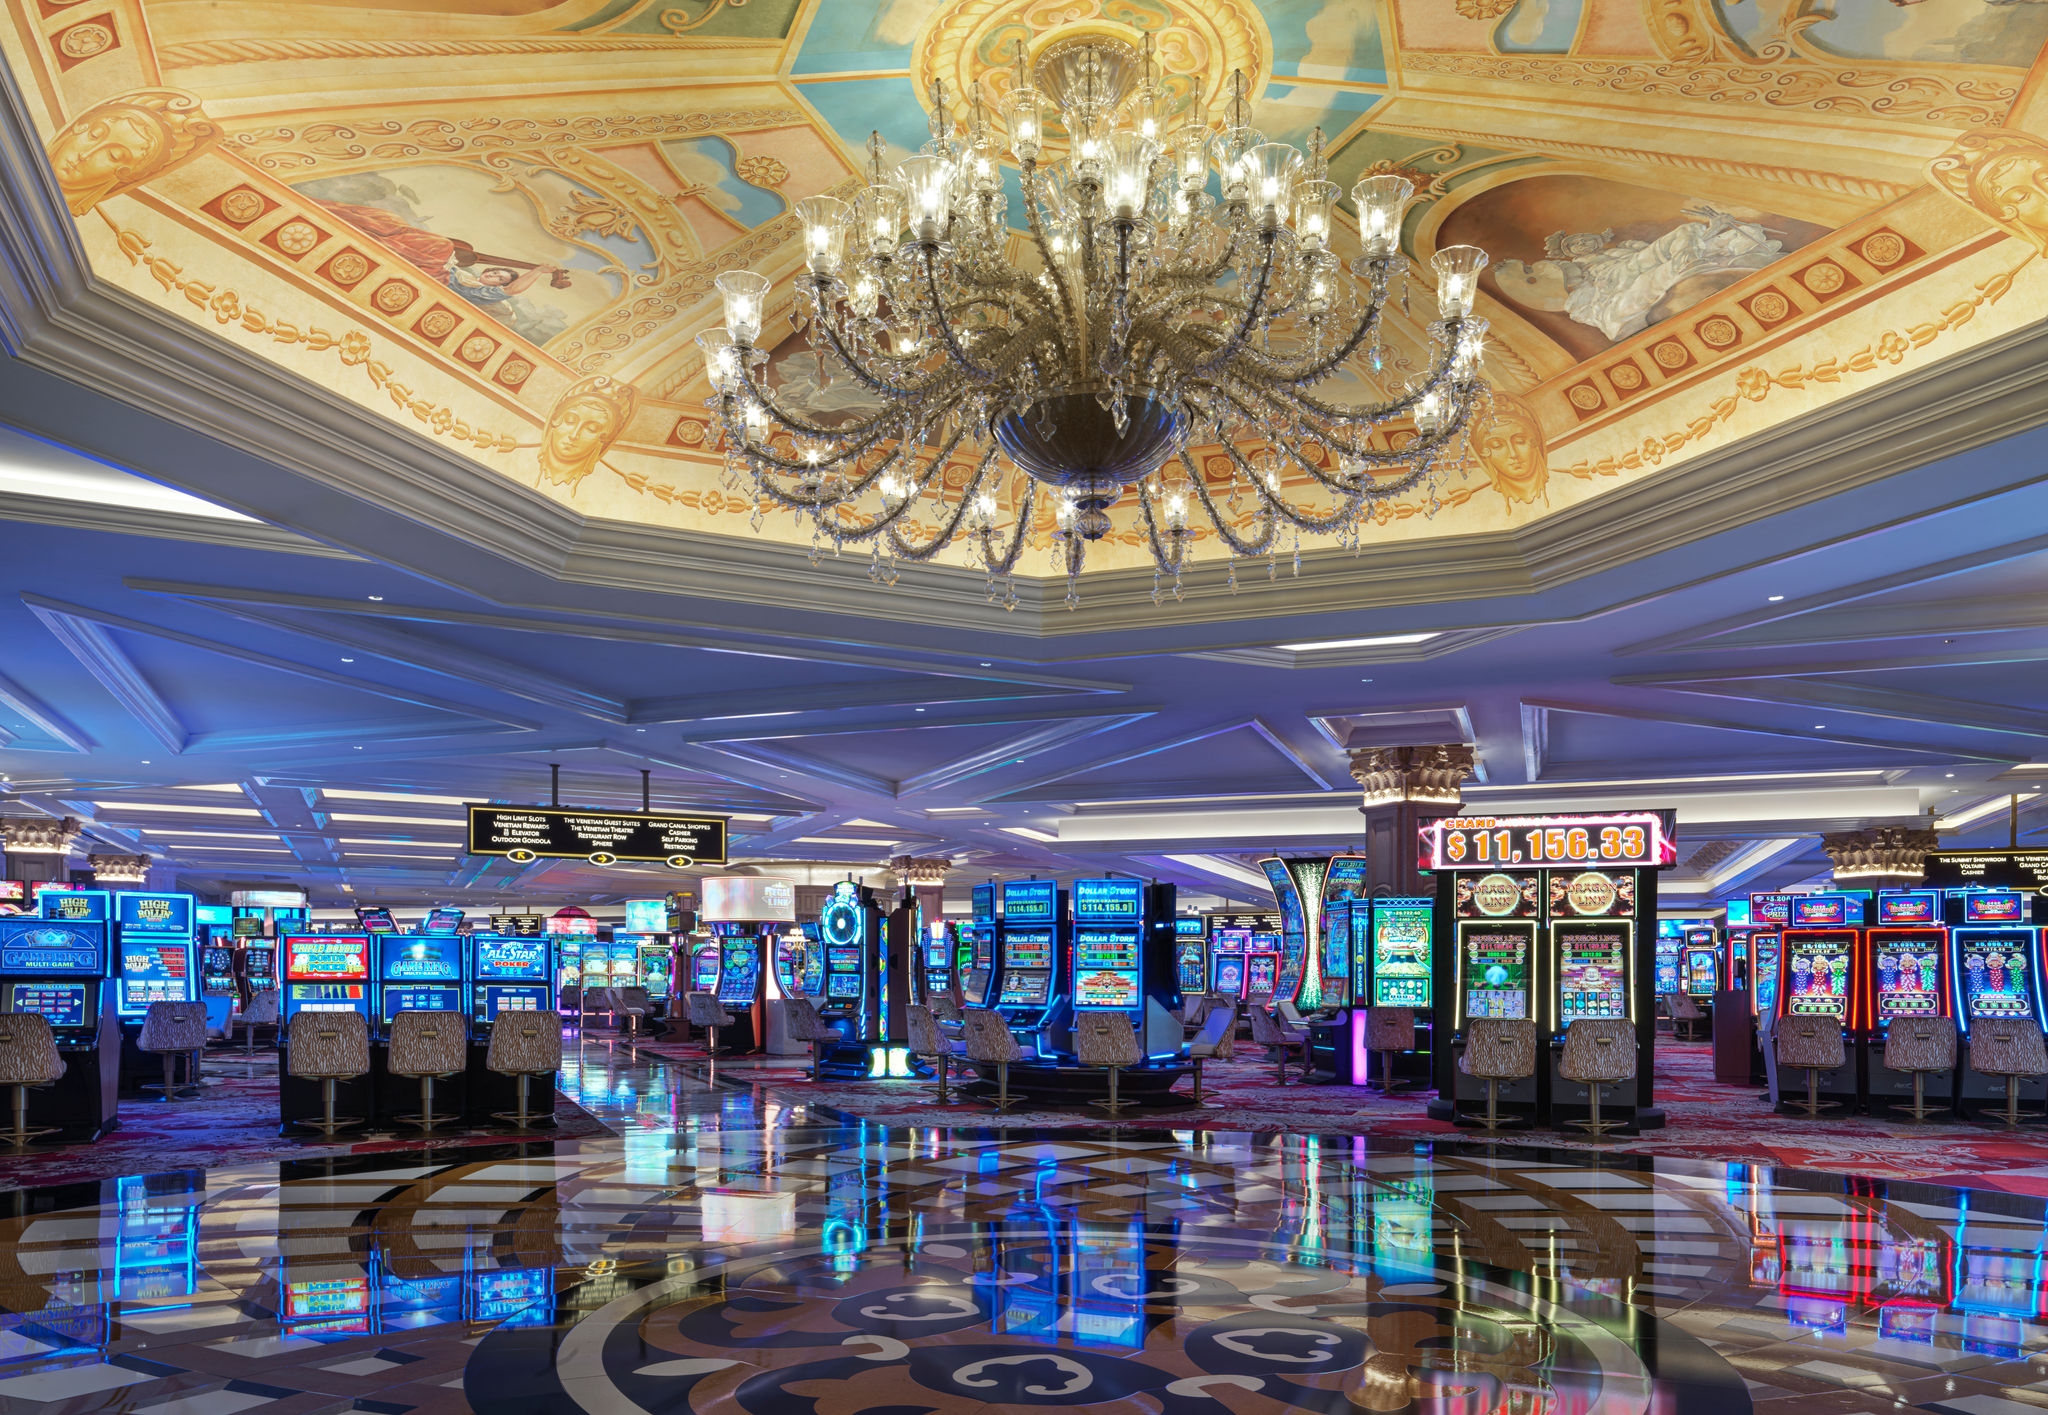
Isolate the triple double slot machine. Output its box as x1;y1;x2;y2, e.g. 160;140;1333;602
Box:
1424;811;1675;1128
0;899;119;1138
280;933;373;1023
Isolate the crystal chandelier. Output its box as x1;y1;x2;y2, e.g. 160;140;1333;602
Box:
699;25;1491;607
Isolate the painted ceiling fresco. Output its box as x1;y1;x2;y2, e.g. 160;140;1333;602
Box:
5;0;2048;574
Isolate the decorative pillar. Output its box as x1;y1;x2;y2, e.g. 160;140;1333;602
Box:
2;816;82;879
888;855;951;1023
88;853;151;885
1349;746;1474;896
1823;826;1939;888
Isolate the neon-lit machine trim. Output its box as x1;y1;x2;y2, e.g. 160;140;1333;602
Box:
281;934;371;1021
472;935;551;1023
114;892;198;1019
1069;878;1143;1014
376;932;465;1025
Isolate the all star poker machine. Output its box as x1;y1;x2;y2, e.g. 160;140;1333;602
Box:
1424;811;1676;1129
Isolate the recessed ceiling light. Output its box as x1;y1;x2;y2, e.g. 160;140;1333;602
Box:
368;595;383;602
90;801;261;817
1814;724;1826;730
140;760;151;765
1001;826;1059;843
1359;678;1373;683
1275;633;1437;652
915;708;926;713
979;662;992;667
1768;595;1785;602
324;790;470;805
1946;773;1955;778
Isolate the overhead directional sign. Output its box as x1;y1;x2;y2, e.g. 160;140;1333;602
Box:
467;806;727;868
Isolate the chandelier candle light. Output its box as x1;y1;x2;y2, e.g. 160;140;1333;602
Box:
699;24;1491;607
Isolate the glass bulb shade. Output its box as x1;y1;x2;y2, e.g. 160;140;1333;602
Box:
971;490;997;526
715;270;770;344
897;154;953;241
1244;142;1300;227
966;140;1002;194
1003;86;1044;162
1413;387;1449;435
1352;174;1413;259
1292;178;1338;250
1451;317;1489;379
1054;493;1076;526
856;184;906;255
795;195;851;276
741;398;769;442
1104;130;1156;221
696;328;739;392
1071;114;1110;180
1168;127;1208;190
1433;244;1488;318
849;271;881;318
1163;488;1189;531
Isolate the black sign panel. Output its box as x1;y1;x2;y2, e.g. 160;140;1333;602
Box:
1924;849;2048;894
467;805;727;867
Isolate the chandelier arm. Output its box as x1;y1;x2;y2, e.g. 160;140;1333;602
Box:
1133;480;1187;575
1216;434;1363;534
1206;380;1411;492
977;474;1036;575
731;355;941;445
809;312;939;399
716;391;908;473
1180;450;1278;557
1270;339;1470;427
814;428;970;547
745;430;919;511
919;246;1006;384
1152;206;1250;287
1227;277;1393;387
884;445;1001;562
1019;163;1079;370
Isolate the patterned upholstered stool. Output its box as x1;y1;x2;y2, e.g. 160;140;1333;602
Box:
487;1010;562;1132
233;989;278;1055
1076;1012;1143;1115
614;987;652;1038
907;1004;965;1104
0;1012;64;1152
1885;1015;1956;1123
1777;1014;1847;1117
139;1000;209;1101
1186;1002;1236;1106
1366;1006;1417;1093
684;992;735;1057
388;1010;467;1132
1669;992;1708;1042
1458;1018;1538;1131
1969;1020;2048;1127
1248;1006;1311;1086
961;1009;1028;1111
1180;996;1212;1034
782;996;841;1081
1559;1018;1636;1137
288;1010;370;1137
929;995;965;1027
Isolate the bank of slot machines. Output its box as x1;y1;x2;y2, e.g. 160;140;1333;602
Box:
375;931;464;1028
1949;887;2047;1113
993;879;1061;1031
471;934;552;1026
1173;917;1206;996
0;902;119;1139
281;933;373;1022
113;892;198;1020
1428;811;1674;1128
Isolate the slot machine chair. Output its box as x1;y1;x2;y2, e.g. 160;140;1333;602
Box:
232;989;278;1055
0;1013;64;1152
388;1010;466;1133
138;1001;209;1102
684;992;736;1057
1186;1003;1235;1106
1968;1020;2048;1127
1776;1014;1846;1117
782;996;841;1082
1366;1007;1418;1093
288;1010;372;1137
1669;992;1708;1041
487;1010;563;1132
1180;995;1212;1034
907;1005;966;1104
1248;1006;1311;1085
962;1009;1028;1111
1457;1018;1537;1131
1076;1012;1143;1116
614;987;653;1038
1559;1018;1636;1137
1884;1015;1956;1123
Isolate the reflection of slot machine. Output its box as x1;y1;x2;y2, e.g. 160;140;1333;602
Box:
375;932;465;1031
1174;917;1207;996
0;912;119;1139
114;1174;199;1303
281;934;372;1023
1949;888;2047;1114
1863;890;1951;1110
471;935;552;1027
1951;1190;2046;1358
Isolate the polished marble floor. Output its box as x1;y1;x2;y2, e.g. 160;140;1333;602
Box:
0;1038;2042;1415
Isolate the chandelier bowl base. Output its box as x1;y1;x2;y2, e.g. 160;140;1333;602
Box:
992;392;1186;499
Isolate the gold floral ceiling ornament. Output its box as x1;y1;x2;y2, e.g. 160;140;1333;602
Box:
47;89;220;217
700;24;1492;606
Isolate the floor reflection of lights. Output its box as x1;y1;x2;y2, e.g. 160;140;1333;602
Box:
0;1046;2041;1413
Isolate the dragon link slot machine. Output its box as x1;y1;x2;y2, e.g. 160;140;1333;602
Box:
1425;811;1676;1129
0;903;118;1138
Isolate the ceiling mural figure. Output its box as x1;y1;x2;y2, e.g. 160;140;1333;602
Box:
536;373;638;490
1474;396;1549;508
1930;126;2048;256
47;90;219;217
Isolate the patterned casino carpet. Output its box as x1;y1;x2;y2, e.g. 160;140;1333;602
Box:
0;1048;614;1193
653;1039;2048;1197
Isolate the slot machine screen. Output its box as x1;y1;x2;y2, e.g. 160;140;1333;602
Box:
232;915;265;939
244;944;275;984
717;943;760;1005
1870;930;1944;1022
475;937;547;981
422;907;465;933
117;941;193;1017
289;984;367;1014
383;935;461;981
828;947;861;972
1176;938;1206;994
1683;945;1718;998
1751;892;1793;927
1003;931;1053;969
691;944;719;991
474;985;546;1020
1791;894;1859;927
1555;923;1629;1026
383;986;463;1021
1956;930;2035;1021
1071;877;1142;922
285;936;369;983
1459;922;1533;1021
40;891;107;923
115;893;193;937
1370;902;1434;1008
1211;954;1246;998
1001;880;1057;923
1654;923;1682;995
355;907;397;934
1072;928;1141;1010
1321;902;1351;988
203;947;234;978
827;975;863;999
1754;933;1782;1016
1244;953;1278;999
1964;891;2028;925
996;970;1049;1007
1876;892;1939;926
0;919;106;975
971;883;996;924
1782;930;1855;1018
10;982;85;1029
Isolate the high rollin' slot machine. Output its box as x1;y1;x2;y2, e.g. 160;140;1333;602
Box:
113;892;198;1022
0;907;119;1139
1425;811;1675;1129
1775;891;1864;1108
1862;889;1952;1109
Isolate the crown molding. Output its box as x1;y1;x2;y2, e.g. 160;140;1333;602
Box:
2;65;2047;641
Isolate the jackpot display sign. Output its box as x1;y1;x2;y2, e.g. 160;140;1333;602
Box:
1370;902;1433;1008
467;805;727;867
0;919;105;974
1783;931;1855;1018
1555;923;1629;1026
1876;892;1939;926
1459;923;1533;1021
1421;812;1675;872
1964;891;2027;925
1750;893;1794;927
1071;878;1142;922
1001;880;1057;924
1791;894;1860;928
